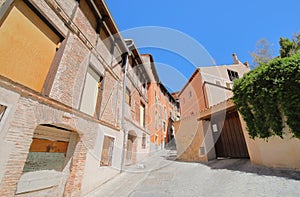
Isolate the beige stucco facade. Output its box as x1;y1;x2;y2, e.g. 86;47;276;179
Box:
176;95;300;170
239;115;300;169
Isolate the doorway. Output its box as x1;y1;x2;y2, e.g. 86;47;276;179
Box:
212;111;249;158
126;130;137;165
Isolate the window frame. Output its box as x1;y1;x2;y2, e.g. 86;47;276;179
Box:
155;111;158;129
22;125;77;173
125;87;131;106
227;69;239;81
0;0;64;94
142;133;146;149
79;66;104;118
0;104;7;122
100;135;115;167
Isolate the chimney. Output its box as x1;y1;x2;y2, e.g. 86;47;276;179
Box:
232;53;239;64
243;62;250;67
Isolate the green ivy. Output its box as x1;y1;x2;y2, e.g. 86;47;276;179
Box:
233;53;300;139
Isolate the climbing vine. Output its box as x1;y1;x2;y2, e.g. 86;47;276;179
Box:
233;53;300;139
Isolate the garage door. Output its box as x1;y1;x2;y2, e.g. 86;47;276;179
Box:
212;111;249;158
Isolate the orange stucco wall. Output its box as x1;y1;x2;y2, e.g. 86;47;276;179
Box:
179;70;206;118
174;116;216;162
148;82;176;146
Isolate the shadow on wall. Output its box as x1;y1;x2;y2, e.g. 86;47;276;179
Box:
205;158;300;181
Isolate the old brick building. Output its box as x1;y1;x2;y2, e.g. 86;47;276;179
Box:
0;0;150;196
142;54;180;150
122;40;150;166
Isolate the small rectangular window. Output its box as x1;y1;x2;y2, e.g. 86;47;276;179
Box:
140;102;145;127
226;82;233;89
164;107;167;120
0;104;7;122
142;134;146;149
100;136;115;166
162;121;166;132
126;88;131;106
155;111;158;129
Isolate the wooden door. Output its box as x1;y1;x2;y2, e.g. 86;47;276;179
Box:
212;111;249;158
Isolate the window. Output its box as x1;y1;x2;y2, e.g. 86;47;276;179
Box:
215;80;221;86
80;67;103;117
100;136;115;166
155;111;158;129
226;82;233;89
23;125;77;172
0;0;62;92
126;88;131;106
162;121;166;132
164;107;167;120
0;104;7;122
142;134;146;149
227;69;239;81
140;102;145;127
155;134;158;144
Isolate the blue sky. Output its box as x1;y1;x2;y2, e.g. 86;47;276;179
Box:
106;0;300;92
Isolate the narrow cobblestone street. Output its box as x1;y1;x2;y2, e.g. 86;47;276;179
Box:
86;150;300;197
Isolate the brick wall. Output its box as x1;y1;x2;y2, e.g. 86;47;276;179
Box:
0;97;37;196
64;140;87;197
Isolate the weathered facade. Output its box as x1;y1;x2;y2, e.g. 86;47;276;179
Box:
176;54;250;162
0;0;150;196
122;40;151;166
142;54;180;151
176;54;300;170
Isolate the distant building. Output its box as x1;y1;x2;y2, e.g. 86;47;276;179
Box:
179;54;250;118
142;54;180;150
123;40;151;166
176;54;250;162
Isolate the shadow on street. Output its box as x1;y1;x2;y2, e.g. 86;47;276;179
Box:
162;149;300;181
204;158;300;181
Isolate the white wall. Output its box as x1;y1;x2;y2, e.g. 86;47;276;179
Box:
200;63;249;107
0;87;20;184
81;124;123;195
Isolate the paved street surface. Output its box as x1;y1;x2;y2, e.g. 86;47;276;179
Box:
86;150;300;197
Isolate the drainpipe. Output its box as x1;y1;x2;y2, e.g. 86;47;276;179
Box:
120;40;134;172
120;52;129;173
